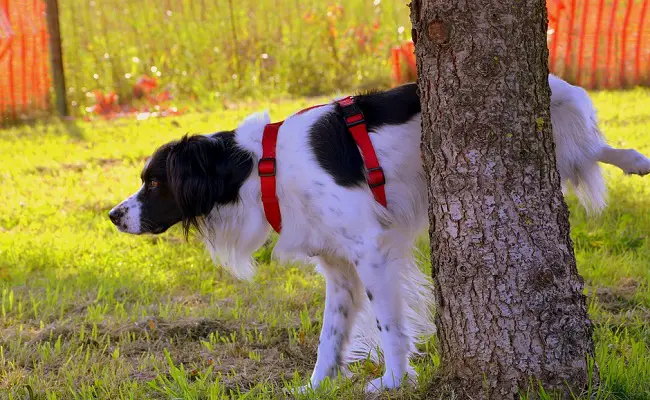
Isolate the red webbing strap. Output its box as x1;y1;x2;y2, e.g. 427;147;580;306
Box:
259;105;326;233
259;121;283;233
337;96;387;207
260;100;387;233
297;104;325;115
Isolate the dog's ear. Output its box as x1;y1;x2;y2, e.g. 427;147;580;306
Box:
166;135;227;234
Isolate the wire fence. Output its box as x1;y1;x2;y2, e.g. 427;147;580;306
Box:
1;0;649;120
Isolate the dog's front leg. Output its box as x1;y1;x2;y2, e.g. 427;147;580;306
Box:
304;259;362;391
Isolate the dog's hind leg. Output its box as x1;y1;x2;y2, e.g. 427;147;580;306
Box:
549;74;650;213
598;145;650;176
303;256;364;391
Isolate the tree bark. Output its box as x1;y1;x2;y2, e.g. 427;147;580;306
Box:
410;0;597;398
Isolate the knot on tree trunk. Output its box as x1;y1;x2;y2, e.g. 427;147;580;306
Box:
427;20;450;45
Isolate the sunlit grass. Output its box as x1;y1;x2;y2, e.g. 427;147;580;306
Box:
1;88;650;398
56;0;411;116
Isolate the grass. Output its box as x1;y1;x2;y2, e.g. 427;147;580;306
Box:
56;0;411;115
1;87;650;399
42;0;650;120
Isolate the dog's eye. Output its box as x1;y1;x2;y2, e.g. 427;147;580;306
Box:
148;180;159;190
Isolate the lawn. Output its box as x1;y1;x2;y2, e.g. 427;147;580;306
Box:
1;88;650;399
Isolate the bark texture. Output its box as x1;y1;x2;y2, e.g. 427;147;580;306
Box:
410;0;597;398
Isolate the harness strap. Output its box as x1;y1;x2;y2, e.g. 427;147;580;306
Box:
259;97;387;233
259;121;283;233
336;96;387;207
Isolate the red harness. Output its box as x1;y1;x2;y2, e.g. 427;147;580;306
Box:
258;96;387;233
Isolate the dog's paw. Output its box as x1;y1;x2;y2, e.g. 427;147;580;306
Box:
294;384;313;395
365;376;397;393
364;370;417;393
622;150;650;176
284;383;314;397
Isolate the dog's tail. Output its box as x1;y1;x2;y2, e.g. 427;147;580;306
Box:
343;247;436;367
549;74;608;214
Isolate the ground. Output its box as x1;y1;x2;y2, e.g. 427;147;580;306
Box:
1;89;650;400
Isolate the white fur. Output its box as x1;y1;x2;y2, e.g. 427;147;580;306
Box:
110;187;144;233
548;74;650;212
147;75;650;392
549;74;609;213
598;147;650;176
110;157;150;234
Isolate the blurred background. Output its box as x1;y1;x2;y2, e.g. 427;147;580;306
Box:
1;0;649;121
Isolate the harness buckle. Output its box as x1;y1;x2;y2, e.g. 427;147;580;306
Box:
338;96;365;128
258;158;277;177
367;167;386;188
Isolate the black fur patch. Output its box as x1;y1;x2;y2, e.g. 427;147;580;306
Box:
135;143;183;234
351;83;420;132
135;131;253;236
308;83;420;187
337;305;349;318
167;131;253;235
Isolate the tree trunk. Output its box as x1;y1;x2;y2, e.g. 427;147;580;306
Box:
410;0;597;398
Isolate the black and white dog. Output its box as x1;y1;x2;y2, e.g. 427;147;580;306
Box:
109;75;650;392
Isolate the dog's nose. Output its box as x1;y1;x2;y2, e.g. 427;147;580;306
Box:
108;208;123;224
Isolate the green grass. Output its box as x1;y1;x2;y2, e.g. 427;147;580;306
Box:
48;0;650;120
56;0;411;116
2;88;650;399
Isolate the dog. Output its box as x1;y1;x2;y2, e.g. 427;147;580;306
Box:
109;74;650;392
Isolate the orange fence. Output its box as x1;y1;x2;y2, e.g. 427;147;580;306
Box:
547;0;650;88
391;0;650;89
0;0;50;120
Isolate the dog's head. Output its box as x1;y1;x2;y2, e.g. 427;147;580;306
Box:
109;132;253;236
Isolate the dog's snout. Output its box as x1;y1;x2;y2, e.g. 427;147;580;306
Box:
108;208;124;224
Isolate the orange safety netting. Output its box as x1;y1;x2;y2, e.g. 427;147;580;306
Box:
391;0;650;89
548;0;650;88
0;2;184;121
0;0;50;119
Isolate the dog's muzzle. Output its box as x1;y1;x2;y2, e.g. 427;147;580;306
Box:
108;207;125;225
